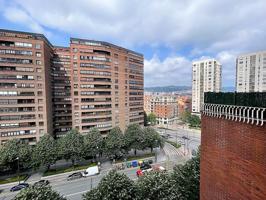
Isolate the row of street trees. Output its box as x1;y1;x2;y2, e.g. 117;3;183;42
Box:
0;125;164;172
13;149;200;200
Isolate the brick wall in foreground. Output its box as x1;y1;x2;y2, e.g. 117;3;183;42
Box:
200;115;266;200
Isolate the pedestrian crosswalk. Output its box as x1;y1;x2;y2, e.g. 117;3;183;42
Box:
163;142;187;161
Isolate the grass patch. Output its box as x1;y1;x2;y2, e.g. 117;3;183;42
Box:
166;140;182;149
116;153;155;163
43;162;97;177
0;174;27;185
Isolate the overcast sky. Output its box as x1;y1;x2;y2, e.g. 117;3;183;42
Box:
1;0;266;87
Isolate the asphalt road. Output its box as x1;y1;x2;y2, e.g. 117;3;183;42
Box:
0;168;138;200
156;127;201;154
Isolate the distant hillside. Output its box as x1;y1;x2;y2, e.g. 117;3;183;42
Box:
144;85;191;93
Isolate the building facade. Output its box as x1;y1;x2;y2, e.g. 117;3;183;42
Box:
0;29;144;144
144;94;178;125
0;29;53;145
236;51;266;92
192;59;221;114
201;92;266;200
70;38;144;135
52;46;72;137
177;96;191;116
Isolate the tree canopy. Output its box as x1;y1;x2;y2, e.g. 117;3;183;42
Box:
32;134;58;170
143;127;164;152
171;148;200;200
104;127;126;159
57;129;84;166
0;139;32;171
14;185;66;200
180;111;201;128
124;124;145;154
147;112;157;125
83;170;138;200
83;128;103;159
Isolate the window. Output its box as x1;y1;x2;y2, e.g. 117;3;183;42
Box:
35;44;41;49
37;76;42;81
38;106;43;111
38;99;43;103
36;68;42;73
36;52;42;57
37;91;43;96
36;60;42;65
39;122;44;126
15;42;32;48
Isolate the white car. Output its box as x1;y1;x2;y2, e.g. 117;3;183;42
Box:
82;166;100;177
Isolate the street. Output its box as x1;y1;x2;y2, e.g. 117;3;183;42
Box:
156;126;201;155
0;127;199;200
0;168;138;200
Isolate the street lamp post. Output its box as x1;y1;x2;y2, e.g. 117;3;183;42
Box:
16;157;20;184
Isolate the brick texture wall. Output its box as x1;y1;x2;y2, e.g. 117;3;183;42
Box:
200;115;266;200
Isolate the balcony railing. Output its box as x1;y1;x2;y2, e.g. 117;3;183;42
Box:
202;103;266;126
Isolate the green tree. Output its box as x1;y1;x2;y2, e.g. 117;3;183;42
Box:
124;124;145;155
58;129;84;166
147;112;157;125
0;139;32;171
144;111;148;126
83;170;138;200
171;148;200;200
104;127;125;159
179;110;191;123
83;128;103;159
14;185;66;200
187;115;201;128
143;127;164;152
137;171;178;200
32;134;58;170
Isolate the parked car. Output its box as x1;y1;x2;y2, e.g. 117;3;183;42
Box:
140;163;152;171
67;172;83;181
136;169;143;177
33;180;50;187
82;166;100;177
10;183;29;192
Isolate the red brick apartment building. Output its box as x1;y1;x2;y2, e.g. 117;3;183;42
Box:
144;94;178;125
0;29;144;144
201;92;266;200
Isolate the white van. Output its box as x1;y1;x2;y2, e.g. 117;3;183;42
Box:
82;166;100;177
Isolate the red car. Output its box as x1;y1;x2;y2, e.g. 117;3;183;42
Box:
136;169;143;177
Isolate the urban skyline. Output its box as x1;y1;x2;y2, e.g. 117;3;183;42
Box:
0;1;265;200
